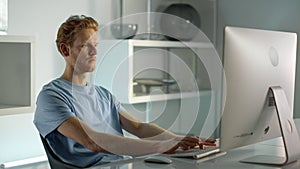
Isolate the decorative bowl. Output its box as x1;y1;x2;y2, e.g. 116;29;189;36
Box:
160;3;201;41
110;23;138;39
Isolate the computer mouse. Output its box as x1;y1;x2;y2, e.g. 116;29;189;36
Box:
144;156;172;164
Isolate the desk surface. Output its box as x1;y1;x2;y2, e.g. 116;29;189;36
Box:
91;141;300;169
10;119;300;169
13;139;300;169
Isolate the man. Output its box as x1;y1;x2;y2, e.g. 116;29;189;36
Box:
34;15;215;167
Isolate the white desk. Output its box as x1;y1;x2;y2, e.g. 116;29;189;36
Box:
88;119;300;169
9;119;300;169
11;143;300;169
89;141;300;169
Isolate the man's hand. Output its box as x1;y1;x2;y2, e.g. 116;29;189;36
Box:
163;135;217;154
197;137;217;149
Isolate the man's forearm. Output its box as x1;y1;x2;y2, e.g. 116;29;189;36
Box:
81;120;178;156
134;122;178;140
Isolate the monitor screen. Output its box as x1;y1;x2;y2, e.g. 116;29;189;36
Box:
0;36;35;115
220;26;297;152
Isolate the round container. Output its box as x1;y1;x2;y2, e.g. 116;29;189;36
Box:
110;23;138;39
160;3;201;41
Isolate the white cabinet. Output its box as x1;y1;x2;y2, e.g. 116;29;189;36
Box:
0;36;35;115
93;39;220;137
93;39;214;104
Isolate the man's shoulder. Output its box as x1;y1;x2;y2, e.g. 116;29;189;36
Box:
39;78;69;96
39;78;56;91
93;85;114;99
93;84;109;93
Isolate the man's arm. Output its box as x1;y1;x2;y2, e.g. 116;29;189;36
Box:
57;116;179;156
119;111;177;140
119;111;208;150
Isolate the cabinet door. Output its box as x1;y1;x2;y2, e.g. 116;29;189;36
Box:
0;36;35;116
94;40;130;103
133;47;167;80
169;48;197;93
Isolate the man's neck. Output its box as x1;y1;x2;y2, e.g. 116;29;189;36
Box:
61;69;87;86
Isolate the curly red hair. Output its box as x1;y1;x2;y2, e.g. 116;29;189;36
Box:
56;15;98;55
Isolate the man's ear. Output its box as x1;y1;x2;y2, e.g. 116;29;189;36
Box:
60;43;70;57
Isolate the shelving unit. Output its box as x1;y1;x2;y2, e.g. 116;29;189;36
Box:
0;35;35;115
95;0;220;135
93;39;214;104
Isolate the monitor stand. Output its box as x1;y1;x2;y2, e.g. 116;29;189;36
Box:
241;86;300;165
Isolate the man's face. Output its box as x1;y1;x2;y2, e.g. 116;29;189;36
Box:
68;28;99;74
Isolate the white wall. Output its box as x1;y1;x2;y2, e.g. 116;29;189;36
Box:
0;0;112;164
0;1;218;163
216;0;300;118
5;0;300;164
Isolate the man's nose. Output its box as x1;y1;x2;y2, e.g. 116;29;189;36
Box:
90;46;97;56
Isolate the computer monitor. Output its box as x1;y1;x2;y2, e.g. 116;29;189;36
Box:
0;35;35;115
220;26;300;165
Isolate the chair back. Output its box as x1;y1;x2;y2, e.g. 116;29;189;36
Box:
40;134;82;169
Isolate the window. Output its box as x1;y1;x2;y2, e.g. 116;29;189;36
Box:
0;0;8;34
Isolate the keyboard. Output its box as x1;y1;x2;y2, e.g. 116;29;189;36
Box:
169;146;221;159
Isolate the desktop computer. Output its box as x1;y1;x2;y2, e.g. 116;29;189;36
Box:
152;27;300;165
220;26;300;165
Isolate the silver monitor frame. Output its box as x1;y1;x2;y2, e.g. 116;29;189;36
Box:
220;26;300;165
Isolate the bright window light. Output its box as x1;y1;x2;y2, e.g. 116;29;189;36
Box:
0;0;8;32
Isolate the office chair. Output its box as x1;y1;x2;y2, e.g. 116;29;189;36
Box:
40;134;82;169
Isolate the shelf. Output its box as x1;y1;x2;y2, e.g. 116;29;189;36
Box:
0;104;34;116
94;39;213;104
129;90;212;104
0;35;35;115
128;39;214;49
0;104;21;109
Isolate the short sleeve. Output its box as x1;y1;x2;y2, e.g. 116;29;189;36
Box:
33;89;75;137
111;94;126;113
96;86;126;113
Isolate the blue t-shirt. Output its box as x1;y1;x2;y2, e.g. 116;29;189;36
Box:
33;78;126;167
